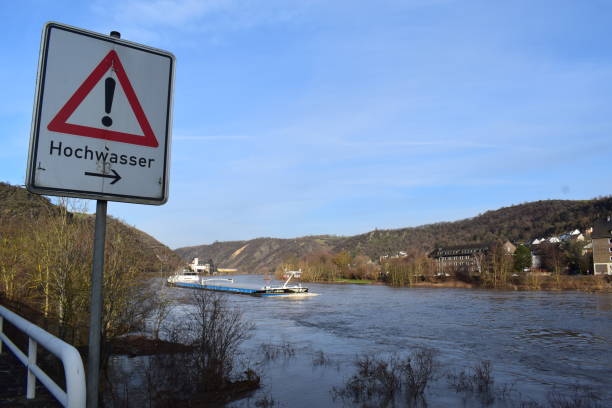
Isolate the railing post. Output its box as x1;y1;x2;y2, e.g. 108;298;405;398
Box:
27;338;38;399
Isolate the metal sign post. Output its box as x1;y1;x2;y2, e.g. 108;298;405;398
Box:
87;200;107;408
26;23;174;408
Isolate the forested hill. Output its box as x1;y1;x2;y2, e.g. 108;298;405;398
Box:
176;197;612;272
0;182;182;272
332;198;611;258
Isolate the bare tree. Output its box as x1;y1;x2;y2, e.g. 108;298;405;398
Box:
0;219;31;301
188;291;253;391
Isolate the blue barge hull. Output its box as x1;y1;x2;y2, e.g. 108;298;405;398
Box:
173;282;308;297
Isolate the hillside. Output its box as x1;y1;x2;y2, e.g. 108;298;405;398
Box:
176;235;343;273
0;181;61;218
176;197;612;272
331;198;610;259
0;182;182;272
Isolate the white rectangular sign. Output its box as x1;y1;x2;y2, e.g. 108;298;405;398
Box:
26;22;174;205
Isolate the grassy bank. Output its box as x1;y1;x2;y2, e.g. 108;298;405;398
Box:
409;281;475;289
274;250;612;293
332;278;378;284
385;275;612;292
514;274;612;292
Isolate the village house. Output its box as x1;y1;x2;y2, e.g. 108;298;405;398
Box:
379;251;409;262
582;242;593;255
530;228;589;269
559;229;585;242
592;217;612;275
531;252;542;270
430;241;516;275
532;229;585;246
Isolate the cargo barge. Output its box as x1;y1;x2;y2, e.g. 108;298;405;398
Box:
168;271;316;297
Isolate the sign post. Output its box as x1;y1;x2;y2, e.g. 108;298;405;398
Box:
87;199;107;408
26;23;174;408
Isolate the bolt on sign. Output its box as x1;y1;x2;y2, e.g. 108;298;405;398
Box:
26;22;175;205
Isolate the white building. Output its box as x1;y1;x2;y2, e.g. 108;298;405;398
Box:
189;257;210;273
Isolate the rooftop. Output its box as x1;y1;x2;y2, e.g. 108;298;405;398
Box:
592;218;612;239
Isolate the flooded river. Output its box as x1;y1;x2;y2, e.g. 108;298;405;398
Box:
162;275;611;407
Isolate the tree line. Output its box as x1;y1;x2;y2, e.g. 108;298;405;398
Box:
276;239;608;291
0;199;169;353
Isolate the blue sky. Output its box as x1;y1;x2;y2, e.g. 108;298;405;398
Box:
2;1;612;249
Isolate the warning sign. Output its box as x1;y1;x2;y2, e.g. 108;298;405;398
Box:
47;50;159;147
26;23;174;205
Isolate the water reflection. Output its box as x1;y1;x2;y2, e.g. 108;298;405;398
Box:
596;294;612;311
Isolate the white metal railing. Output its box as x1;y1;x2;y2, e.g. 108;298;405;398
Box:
0;305;86;407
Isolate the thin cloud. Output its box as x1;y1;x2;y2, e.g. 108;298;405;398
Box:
331;139;502;150
173;134;250;141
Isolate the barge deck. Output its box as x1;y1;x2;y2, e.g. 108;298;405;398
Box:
168;271;317;298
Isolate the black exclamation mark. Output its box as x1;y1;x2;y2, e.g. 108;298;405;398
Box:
101;77;116;127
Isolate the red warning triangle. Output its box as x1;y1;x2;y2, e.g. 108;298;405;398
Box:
47;50;159;148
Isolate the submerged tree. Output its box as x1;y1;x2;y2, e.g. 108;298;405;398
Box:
189;291;254;391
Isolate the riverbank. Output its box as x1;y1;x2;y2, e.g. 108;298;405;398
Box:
294;274;612;292
386;275;612;292
330;278;382;285
313;279;472;289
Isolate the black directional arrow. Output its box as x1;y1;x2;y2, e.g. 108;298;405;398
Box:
84;169;122;185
